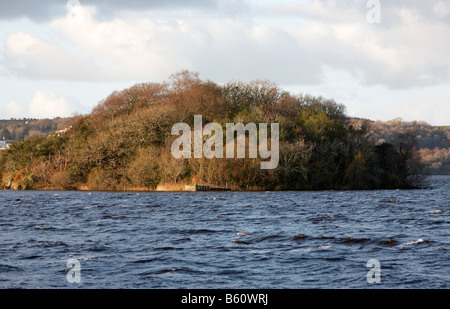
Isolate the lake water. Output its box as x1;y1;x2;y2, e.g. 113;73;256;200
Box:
0;176;449;289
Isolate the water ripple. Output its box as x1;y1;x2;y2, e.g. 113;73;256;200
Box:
0;176;449;288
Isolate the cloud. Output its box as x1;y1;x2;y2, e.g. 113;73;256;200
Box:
2;0;450;89
3;4;323;84
4;101;26;117
0;0;219;21
268;0;450;88
0;0;64;21
266;0;450;26
4;32;121;81
433;1;450;18
4;90;82;119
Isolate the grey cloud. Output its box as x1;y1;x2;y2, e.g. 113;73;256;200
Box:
0;0;65;21
0;0;219;21
84;0;219;18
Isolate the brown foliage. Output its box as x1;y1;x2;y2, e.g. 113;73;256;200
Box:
127;147;162;189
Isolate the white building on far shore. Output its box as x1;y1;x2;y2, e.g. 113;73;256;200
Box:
0;140;9;150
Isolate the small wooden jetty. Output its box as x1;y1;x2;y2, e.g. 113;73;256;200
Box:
185;185;231;192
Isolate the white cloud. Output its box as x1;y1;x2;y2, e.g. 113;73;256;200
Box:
2;4;322;84
4;90;81;119
289;3;450;88
49;6;192;81
4;31;121;81
1;0;450;124
2;0;446;89
433;1;450;18
4;101;26;117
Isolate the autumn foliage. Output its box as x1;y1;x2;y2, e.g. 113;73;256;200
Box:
0;71;427;191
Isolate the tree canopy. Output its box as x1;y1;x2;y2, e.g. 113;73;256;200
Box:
0;71;426;191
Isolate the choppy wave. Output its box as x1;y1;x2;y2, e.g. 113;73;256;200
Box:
0;176;449;288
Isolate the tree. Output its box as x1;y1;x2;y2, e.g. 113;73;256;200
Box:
277;140;314;188
1;128;12;140
393;132;425;188
297;108;346;143
0;71;428;191
127;147;162;189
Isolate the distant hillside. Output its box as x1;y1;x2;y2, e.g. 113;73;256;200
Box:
369;118;450;175
436;126;450;132
0;118;72;142
370;118;450;149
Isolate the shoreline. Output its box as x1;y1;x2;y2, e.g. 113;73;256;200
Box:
1;175;446;193
0;185;434;193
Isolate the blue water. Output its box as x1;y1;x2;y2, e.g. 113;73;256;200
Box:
0;176;449;289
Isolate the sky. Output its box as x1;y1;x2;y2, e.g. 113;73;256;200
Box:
0;0;449;125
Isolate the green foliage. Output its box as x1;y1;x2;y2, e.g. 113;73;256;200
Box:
297;109;346;143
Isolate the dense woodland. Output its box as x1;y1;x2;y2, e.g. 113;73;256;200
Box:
0;71;436;191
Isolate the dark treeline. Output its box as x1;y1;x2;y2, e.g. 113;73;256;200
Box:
0;71;425;191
